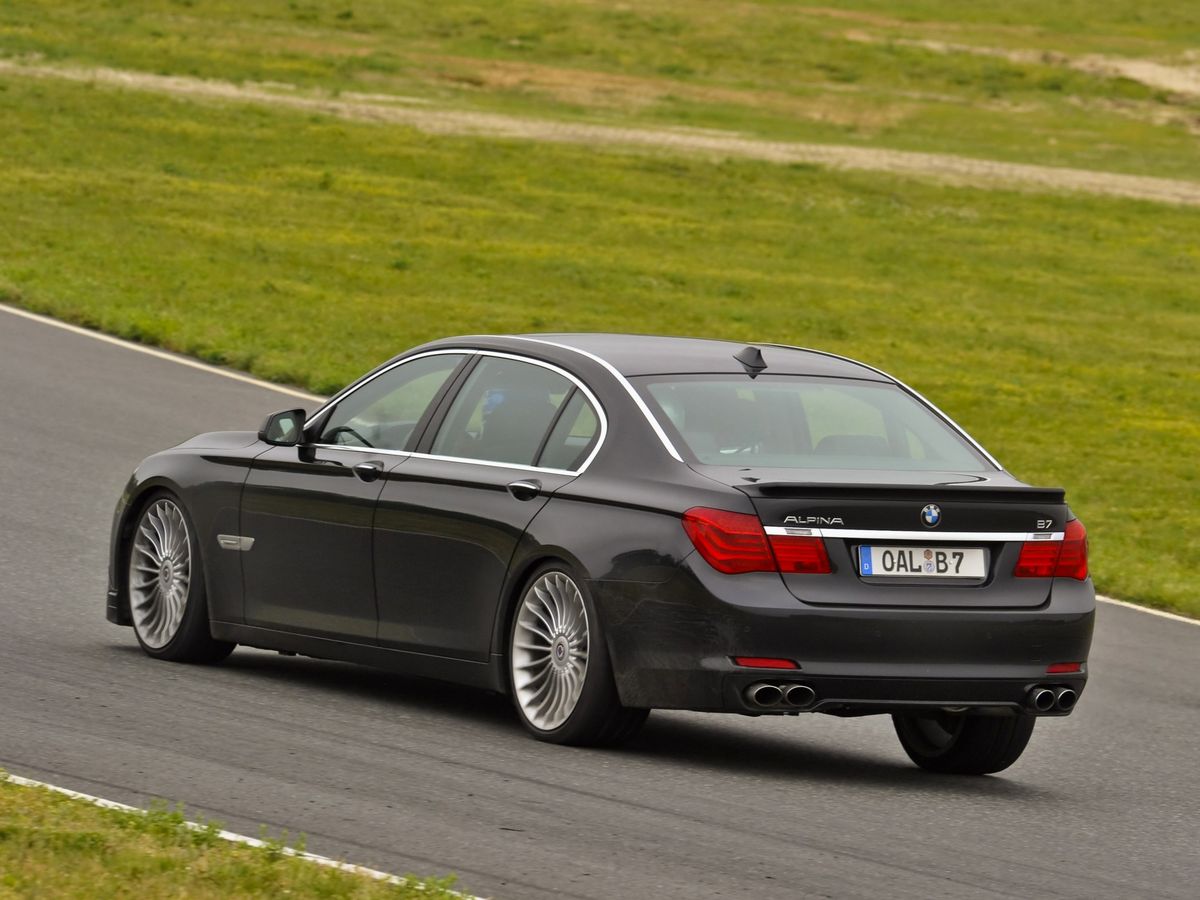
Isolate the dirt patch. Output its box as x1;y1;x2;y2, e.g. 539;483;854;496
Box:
1075;56;1200;98
843;32;1200;100
3;57;1198;207
423;55;912;131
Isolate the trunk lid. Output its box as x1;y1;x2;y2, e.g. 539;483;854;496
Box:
692;465;1068;608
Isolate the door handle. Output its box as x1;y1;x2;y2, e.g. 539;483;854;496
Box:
353;461;385;483
507;478;542;501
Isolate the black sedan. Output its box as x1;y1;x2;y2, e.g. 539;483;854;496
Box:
107;334;1094;774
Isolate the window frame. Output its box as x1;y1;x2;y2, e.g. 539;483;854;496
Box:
305;349;607;475
303;349;472;456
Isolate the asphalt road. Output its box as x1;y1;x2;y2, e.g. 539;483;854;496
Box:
1;306;1197;899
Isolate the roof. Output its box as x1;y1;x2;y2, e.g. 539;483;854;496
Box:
516;333;889;380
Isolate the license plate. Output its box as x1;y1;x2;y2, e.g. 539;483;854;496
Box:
859;546;986;578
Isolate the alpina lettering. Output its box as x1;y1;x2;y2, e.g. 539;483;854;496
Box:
783;515;844;526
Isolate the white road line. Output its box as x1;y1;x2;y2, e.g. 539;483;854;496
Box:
1;771;478;897
2;301;1195;628
1096;594;1198;626
0;302;324;403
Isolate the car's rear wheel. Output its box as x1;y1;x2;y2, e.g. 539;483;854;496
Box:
509;564;647;746
127;492;234;664
892;710;1036;775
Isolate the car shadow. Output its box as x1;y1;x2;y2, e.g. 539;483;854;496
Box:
120;645;1053;797
623;714;1051;798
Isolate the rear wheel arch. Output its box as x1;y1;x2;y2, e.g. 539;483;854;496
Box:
506;560;648;745
494;548;592;680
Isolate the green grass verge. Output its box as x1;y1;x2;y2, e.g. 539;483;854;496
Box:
0;776;457;898
0;74;1195;616
1;2;1199;178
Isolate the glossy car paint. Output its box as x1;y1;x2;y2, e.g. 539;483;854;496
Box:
107;334;1094;715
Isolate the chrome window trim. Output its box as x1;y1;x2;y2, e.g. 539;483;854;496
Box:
304;348;607;476
415;451;580;477
760;342;1005;472
764;526;1064;542
292;441;584;477
511;336;685;462
303;348;475;431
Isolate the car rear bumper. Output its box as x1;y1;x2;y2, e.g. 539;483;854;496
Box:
593;562;1094;715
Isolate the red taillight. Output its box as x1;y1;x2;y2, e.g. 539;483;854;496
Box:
682;507;831;575
769;534;832;574
732;656;799;669
682;508;776;574
1014;518;1088;581
1055;518;1089;581
1047;662;1083;674
1013;540;1059;578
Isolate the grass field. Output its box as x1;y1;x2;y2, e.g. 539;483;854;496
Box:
1;71;1196;615
0;1;1196;620
0;776;456;897
2;2;1200;178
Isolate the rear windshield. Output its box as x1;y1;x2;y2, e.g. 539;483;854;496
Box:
635;375;992;471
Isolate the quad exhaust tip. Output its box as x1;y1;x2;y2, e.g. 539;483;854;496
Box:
744;682;816;709
1029;685;1079;713
1055;688;1078;712
746;683;783;707
783;684;817;708
1030;688;1056;712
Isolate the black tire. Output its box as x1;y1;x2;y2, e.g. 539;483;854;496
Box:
892;711;1036;775
508;563;648;747
126;490;235;664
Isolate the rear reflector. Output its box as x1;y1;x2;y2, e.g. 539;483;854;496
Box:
1014;518;1089;581
732;656;799;669
682;507;831;575
1046;662;1083;674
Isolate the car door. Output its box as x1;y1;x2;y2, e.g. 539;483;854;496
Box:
240;351;469;640
373;353;604;660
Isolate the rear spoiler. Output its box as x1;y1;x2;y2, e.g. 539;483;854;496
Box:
743;483;1067;505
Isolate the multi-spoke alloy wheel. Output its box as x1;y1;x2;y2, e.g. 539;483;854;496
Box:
124;492;234;664
512;571;590;732
129;498;193;650
509;565;648;746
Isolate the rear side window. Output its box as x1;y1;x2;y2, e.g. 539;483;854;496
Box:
637;375;990;471
537;391;600;471
319;353;465;451
431;357;574;467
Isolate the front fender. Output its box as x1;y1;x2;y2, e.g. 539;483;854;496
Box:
106;434;263;627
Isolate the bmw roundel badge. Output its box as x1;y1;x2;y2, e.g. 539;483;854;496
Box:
920;504;941;528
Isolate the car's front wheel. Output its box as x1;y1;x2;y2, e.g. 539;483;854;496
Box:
126;492;234;664
509;564;647;746
892;710;1036;775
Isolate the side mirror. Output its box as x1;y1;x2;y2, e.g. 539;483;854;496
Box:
259;409;307;446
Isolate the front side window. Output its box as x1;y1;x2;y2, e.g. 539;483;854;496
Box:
431;357;575;467
637;375;991;471
318;353;465;451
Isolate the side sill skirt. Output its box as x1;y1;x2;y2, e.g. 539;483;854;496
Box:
209;622;505;693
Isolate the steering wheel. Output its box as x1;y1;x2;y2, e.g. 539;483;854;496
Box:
323;425;375;448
